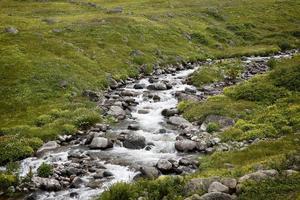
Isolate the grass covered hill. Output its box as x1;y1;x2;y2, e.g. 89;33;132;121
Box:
0;0;299;163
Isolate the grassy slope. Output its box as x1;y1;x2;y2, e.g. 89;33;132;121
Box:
0;0;300;128
98;54;300;200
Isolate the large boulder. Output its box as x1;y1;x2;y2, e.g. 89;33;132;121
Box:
161;108;179;117
198;192;233;200
156;159;173;173
238;169;278;183
90;137;113;150
70;177;84;188
175;140;197;152
139;166;160;179
36;141;59;156
32;177;61;191
107;106;126;120
147;82;167;90
208;181;229;193
185;177;220;194
168;116;192;128
123;134;146;149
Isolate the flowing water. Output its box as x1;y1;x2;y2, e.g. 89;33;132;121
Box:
17;50;297;200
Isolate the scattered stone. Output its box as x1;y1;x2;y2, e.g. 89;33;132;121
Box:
201;115;235;131
82;90;101;102
4;27;18;34
208;181;229;193
185;177;220;193
198;192;233;200
156;159;173;173
128;124;140;130
70;177;84;188
90;137;113;150
138;109;150;114
107;106;126;120
123;134;146;149
175;140;197;152
134;83;145;89
147;82;167;90
238;169;278;183
140;166;160;179
161;108;179;117
221;178;237;191
36;141;59;156
32;177;62;191
107;7;123;14
168;116;192;128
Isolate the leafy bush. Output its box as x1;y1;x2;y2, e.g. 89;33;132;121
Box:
224;76;288;103
278;41;292;51
100;176;185;200
207;122;220;133
191;67;222;88
61;124;77;135
74;111;101;129
34;114;53;127
221;127;244;142
37;163;53;178
191;33;209;45
269;59;300;91
177;101;192;112
0;136;34;165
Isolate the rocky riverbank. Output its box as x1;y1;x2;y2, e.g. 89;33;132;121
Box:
1;49;298;200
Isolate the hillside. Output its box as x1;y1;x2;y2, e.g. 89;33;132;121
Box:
0;0;299;199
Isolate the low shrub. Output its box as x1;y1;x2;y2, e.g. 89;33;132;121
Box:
37;163;53;178
0;173;17;190
206;122;220;133
34;114;53;127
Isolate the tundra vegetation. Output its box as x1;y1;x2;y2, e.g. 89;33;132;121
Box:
0;0;299;199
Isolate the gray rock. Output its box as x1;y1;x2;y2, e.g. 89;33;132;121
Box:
168;116;192;128
128;124;140;130
70;177;84;188
140;166;160;179
36;141;59;156
87;180;102;189
175;140;197;152
161;108;179;117
32;177;62;191
185;177;220;193
221;178;237;190
90;137;113;150
82;90;101;102
107;7;123;14
4;27;18;34
134;83;146;89
147;82;167;90
238;170;275;183
138;109;150;114
123;134;146;149
107;106;126;120
156;159;173;172
208;181;229;193
198;192;233;200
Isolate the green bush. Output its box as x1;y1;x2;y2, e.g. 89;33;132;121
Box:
34;114;53;127
74;111;101;129
0;136;34;165
191;67;222;88
100;176;185;200
177;101;192;112
37;163;53;178
224;76;288;103
0;173;17;190
269;59;300;91
221;127;244;142
207;122;220;133
191;33;209;45
61;124;77;135
278;41;292;51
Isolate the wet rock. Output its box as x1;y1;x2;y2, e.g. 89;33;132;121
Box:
156;159;173;173
147;82;167;90
32;177;62;191
208;181;229;193
123;134;146;149
175;140;197;152
107;106;126;120
36;141;59;156
128;124;140;130
70;192;79;198
140;166;160;179
153;95;161;101
87;180;102;189
90;137;113;150
94;123;109;132
159;128;167;134
198;192;233;200
162;108;179;117
138;109;150;114
103;171;114;177
70;177;84;188
25;193;39;200
4;27;18;34
168;116;192;128
185;87;197;94
121;90;138;97
179;158;195;166
134;83;146;89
